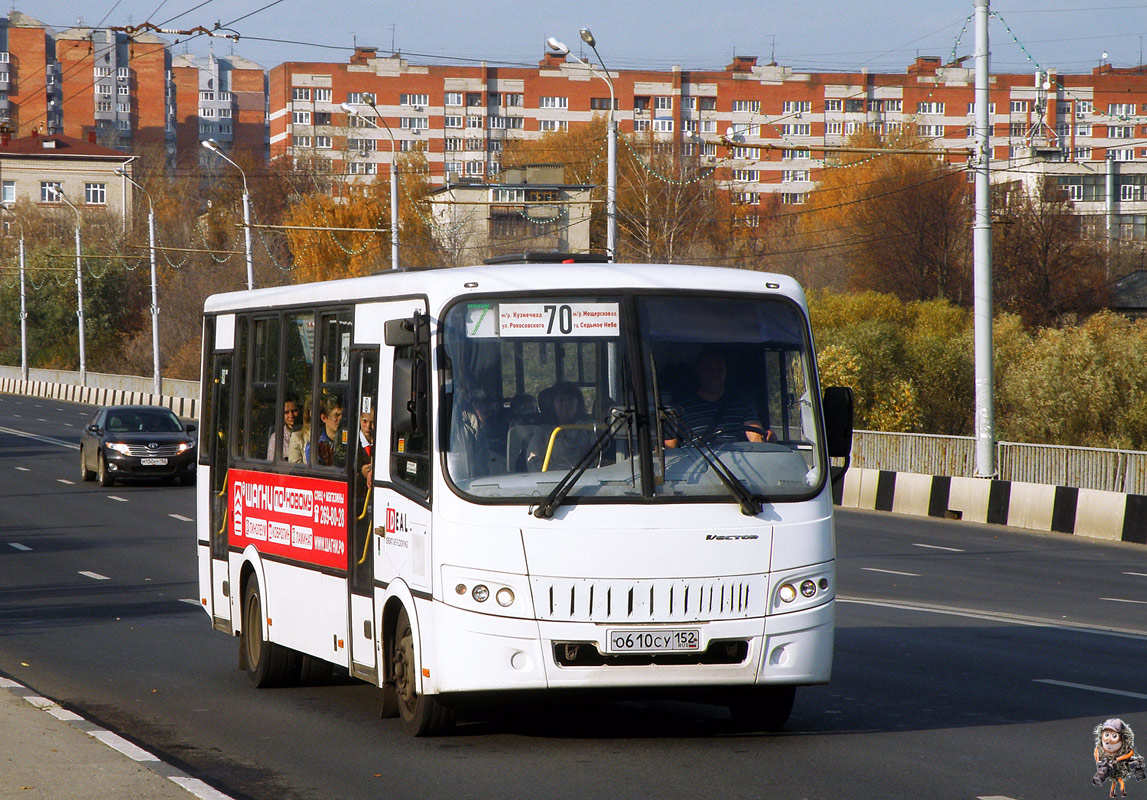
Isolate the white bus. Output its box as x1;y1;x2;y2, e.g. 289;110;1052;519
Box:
195;260;853;735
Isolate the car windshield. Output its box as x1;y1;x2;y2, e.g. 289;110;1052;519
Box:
441;292;824;504
106;409;184;433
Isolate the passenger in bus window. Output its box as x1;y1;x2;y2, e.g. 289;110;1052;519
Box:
267;395;302;461
667;349;768;447
358;409;375;482
315;395;347;467
288;404;311;465
526;382;596;472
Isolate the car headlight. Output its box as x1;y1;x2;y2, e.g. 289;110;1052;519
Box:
106;442;131;454
176;441;195;454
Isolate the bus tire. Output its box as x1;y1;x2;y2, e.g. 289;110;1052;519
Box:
242;580;292;687
393;608;454;736
727;685;796;732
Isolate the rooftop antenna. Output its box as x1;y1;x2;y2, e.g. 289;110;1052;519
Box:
390;23;396;55
769;34;776;65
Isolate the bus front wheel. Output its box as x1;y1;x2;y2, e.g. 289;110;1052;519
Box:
392;608;455;736
242;581;292;687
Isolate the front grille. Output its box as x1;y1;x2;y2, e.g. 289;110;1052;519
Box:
553;639;750;667
531;575;767;623
121;444;184;457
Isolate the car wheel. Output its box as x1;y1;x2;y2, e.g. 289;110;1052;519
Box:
97;452;114;487
80;447;95;482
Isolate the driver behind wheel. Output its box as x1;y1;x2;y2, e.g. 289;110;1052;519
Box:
666;348;769;447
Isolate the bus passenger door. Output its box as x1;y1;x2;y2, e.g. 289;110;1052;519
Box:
208;351;234;631
348;349;380;679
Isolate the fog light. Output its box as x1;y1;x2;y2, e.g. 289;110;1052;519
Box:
495;587;514;607
779;584;797;603
819;578;829;591
800;580;817;598
472;584;490;602
455;584;466;595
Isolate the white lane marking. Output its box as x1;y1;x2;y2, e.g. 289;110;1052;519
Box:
861;567;921;577
978;796;1021;800
169;514;193;522
179;598;202;606
840;595;1147;640
57;478;75;485
170;776;239;800
36;417;46;422
1034;679;1147;701
912;542;964;552
8;543;31;551
1100;597;1147;605
79;571;109;581
15;466;30;472
88;729;160;762
1;677;240;800
1122;571;1147;577
108;495;128;503
0;425;78;450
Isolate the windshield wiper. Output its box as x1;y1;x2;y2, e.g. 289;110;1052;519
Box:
532;407;633;519
660;409;762;517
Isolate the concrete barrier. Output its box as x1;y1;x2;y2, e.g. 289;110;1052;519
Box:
840;467;1147;546
0;376;198;420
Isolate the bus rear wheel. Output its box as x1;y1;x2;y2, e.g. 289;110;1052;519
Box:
392;608;454;736
727;685;796;732
242;580;292;687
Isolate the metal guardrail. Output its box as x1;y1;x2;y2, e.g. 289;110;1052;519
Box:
853;430;1147;494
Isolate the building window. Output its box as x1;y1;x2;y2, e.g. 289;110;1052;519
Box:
445;137;463;151
654;96;673;111
504;117;524;129
826;122;842;135
466;93;482;107
488;140;502;153
781;169;810;182
199;123;214;135
732;100;759;113
682;96;697;111
782;100;811;114
117;102;130;113
464;160;484;176
504;93;523;107
315;135;332;149
1009;100;1027;113
444;161;464;175
85;183;106;205
219;91;232;102
116;84;128;96
488;116;506;129
698;97;716;111
40;181;62;202
653;118;674;132
117;66;129;79
292;110;311;125
539;96;568;109
466;138;483;151
200;107;216;117
292;88;311;101
347;138;376;152
292;135;311;147
700;120;716;133
96;66;112;77
400;93;428;107
0;181;11;203
731;169;758;182
218;108;233;119
780;192;806;205
219;123;232;135
314;88;331;103
400;117;428;130
97;84;112;96
590;97;618;111
1077;100;1094;115
1114;149;1135;163
1111;126;1134;139
1109;103;1136;117
916;101;945;115
539;119;568;132
682;119;698;133
965;101;997;115
781;123;811;136
200;90;214;101
444;115;464;128
885;99;902;112
633;119;650;132
782;148;810;159
467;115;483;129
1076;123;1092;137
824;99;842;112
346;92;374;105
845;99;865;113
444;92;463;106
348;162;377;175
1073;147;1093;161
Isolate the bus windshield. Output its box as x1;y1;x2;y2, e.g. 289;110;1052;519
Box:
441;292;824;504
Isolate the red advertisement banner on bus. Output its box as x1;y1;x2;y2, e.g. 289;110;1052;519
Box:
229;469;349;571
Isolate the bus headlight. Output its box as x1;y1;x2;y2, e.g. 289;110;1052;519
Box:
496;588;515;607
771;566;833;614
441;566;534;619
472;584;490;603
778;584;797;603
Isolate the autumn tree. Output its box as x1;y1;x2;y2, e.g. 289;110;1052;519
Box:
796;128;971;300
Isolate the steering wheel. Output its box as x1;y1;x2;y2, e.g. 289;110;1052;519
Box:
699;423;773;447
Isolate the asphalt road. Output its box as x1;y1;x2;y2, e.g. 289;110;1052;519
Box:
2;393;1146;800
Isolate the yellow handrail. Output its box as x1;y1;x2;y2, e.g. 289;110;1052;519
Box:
541;424;599;472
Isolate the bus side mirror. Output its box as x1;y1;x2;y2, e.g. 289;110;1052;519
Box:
384;314;429;347
392;357;428;436
822;386;854;458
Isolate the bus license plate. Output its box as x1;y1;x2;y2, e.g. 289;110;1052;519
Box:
606;628;700;653
140;457;168;466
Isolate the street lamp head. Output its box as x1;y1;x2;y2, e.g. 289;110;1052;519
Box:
201;138;220;152
340;101;360;116
579;28;596;48
113;167;127;177
546;37;569;56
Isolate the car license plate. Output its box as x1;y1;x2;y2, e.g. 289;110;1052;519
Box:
140;457;168;466
606;628;700;653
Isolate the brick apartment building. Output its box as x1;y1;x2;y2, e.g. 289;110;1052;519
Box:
0;10;267;163
269;48;1147;237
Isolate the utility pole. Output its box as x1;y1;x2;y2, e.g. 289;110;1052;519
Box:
973;0;995;478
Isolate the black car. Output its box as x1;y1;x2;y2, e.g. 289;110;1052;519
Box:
80;405;198;487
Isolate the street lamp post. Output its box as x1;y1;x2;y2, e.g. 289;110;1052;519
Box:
341;101;400;270
53;187;86;385
2;205;27;382
115;167;161;396
201;138;254;290
547;29;617;262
